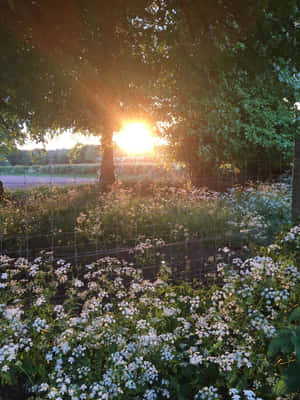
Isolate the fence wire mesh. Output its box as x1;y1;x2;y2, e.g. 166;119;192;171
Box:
0;156;289;281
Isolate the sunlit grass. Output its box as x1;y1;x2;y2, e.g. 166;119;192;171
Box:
0;180;291;259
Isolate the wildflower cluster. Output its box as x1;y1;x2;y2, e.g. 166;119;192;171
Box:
279;225;300;254
0;182;292;260
0;230;299;399
223;183;291;241
75;184;223;250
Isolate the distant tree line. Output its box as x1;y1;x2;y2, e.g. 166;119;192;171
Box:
0;144;135;166
0;145;101;166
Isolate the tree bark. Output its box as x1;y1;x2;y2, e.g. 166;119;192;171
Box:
100;121;115;190
292;135;300;225
0;180;4;201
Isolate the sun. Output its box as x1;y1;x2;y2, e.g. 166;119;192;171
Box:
114;122;156;155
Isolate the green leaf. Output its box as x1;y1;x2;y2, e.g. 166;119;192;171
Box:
289;307;300;323
282;363;300;393
290;327;300;363
274;378;288;395
268;328;294;356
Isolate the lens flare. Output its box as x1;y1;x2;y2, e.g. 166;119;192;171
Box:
114;122;156;154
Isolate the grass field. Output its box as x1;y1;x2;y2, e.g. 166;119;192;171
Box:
0;162;171;179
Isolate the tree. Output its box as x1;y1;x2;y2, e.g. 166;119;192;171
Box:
275;69;300;224
0;0;154;188
145;0;299;187
6;148;32;165
292;131;300;224
159;71;296;187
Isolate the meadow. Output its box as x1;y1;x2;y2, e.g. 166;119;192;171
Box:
0;178;299;399
0;179;291;261
0;162;168;179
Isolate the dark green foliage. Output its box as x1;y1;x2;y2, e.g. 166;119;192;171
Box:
292;128;300;225
146;0;299;187
268;308;300;395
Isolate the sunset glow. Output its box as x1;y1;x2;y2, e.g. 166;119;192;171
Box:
114;122;156;154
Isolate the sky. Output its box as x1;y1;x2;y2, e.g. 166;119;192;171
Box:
18;131;101;151
18;122;161;153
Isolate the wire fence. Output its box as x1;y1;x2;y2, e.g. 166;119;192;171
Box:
0;157;289;281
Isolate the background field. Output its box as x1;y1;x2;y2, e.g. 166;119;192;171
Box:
0;161;166;177
0;175;291;269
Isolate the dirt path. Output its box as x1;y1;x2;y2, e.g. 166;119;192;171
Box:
0;175;96;189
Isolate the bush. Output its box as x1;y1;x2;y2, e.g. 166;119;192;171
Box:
222;182;291;242
268;307;300;396
0;226;299;399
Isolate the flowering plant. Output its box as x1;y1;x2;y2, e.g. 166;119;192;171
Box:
0;227;299;399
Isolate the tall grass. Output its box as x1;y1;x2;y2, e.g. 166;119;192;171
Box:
0;184;98;256
0;180;291;261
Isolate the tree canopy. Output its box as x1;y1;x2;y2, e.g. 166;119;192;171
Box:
0;0;157;185
142;0;300;185
0;0;299;189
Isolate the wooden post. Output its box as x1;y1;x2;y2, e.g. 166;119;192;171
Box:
292;134;300;225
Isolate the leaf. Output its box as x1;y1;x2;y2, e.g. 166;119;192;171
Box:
289;307;300;323
290;327;300;364
182;365;195;379
282;363;300;393
274;378;288;395
268;328;294;357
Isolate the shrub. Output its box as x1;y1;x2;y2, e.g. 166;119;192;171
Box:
0;227;299;399
268;307;300;396
222;182;291;242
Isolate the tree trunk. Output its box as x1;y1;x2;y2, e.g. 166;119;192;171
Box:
189;161;220;190
190;166;210;188
0;180;4;201
292;135;300;225
100;121;115;190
